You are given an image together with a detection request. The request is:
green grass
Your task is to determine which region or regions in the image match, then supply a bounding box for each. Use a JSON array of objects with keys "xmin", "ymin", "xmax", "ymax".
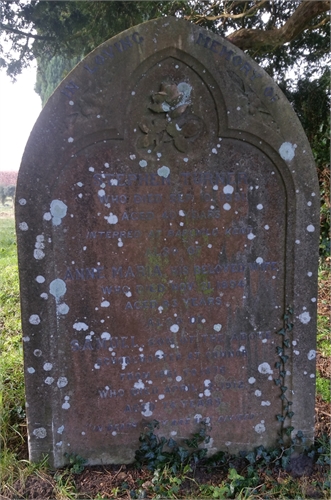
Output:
[{"xmin": 0, "ymin": 210, "xmax": 330, "ymax": 499}]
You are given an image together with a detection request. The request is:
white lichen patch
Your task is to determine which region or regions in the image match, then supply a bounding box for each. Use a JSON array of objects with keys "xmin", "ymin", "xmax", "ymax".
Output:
[
  {"xmin": 223, "ymin": 203, "xmax": 231, "ymax": 211},
  {"xmin": 36, "ymin": 275, "xmax": 45, "ymax": 283},
  {"xmin": 33, "ymin": 427, "xmax": 47, "ymax": 439},
  {"xmin": 104, "ymin": 212, "xmax": 118, "ymax": 224},
  {"xmin": 279, "ymin": 142, "xmax": 296, "ymax": 161},
  {"xmin": 141, "ymin": 402, "xmax": 153, "ymax": 417},
  {"xmin": 62, "ymin": 396, "xmax": 70, "ymax": 410},
  {"xmin": 298, "ymin": 311, "xmax": 311, "ymax": 324},
  {"xmin": 19, "ymin": 198, "xmax": 27, "ymax": 205},
  {"xmin": 29, "ymin": 314, "xmax": 41, "ymax": 325},
  {"xmin": 101, "ymin": 332, "xmax": 111, "ymax": 340},
  {"xmin": 261, "ymin": 401, "xmax": 271, "ymax": 406},
  {"xmin": 170, "ymin": 324, "xmax": 179, "ymax": 333},
  {"xmin": 155, "ymin": 350, "xmax": 164, "ymax": 359},
  {"xmin": 50, "ymin": 200, "xmax": 67, "ymax": 226},
  {"xmin": 45, "ymin": 377, "xmax": 54, "ymax": 385},
  {"xmin": 33, "ymin": 349, "xmax": 42, "ymax": 357},
  {"xmin": 157, "ymin": 166, "xmax": 170, "ymax": 178},
  {"xmin": 19, "ymin": 222, "xmax": 28, "ymax": 231},
  {"xmin": 194, "ymin": 414, "xmax": 203, "ymax": 423},
  {"xmin": 27, "ymin": 367, "xmax": 35, "ymax": 374},
  {"xmin": 254, "ymin": 421, "xmax": 266, "ymax": 434},
  {"xmin": 50, "ymin": 279, "xmax": 67, "ymax": 299},
  {"xmin": 57, "ymin": 377, "xmax": 68, "ymax": 388},
  {"xmin": 179, "ymin": 210, "xmax": 185, "ymax": 216},
  {"xmin": 134, "ymin": 379, "xmax": 145, "ymax": 389},
  {"xmin": 139, "ymin": 160, "xmax": 147, "ymax": 168},
  {"xmin": 34, "ymin": 249, "xmax": 45, "ymax": 260},
  {"xmin": 57, "ymin": 425, "xmax": 64, "ymax": 434},
  {"xmin": 43, "ymin": 362, "xmax": 53, "ymax": 371},
  {"xmin": 254, "ymin": 390, "xmax": 262, "ymax": 397},
  {"xmin": 101, "ymin": 301, "xmax": 110, "ymax": 308},
  {"xmin": 213, "ymin": 324, "xmax": 222, "ymax": 332},
  {"xmin": 223, "ymin": 185, "xmax": 234, "ymax": 194},
  {"xmin": 248, "ymin": 377, "xmax": 256, "ymax": 384},
  {"xmin": 306, "ymin": 225, "xmax": 315, "ymax": 232},
  {"xmin": 57, "ymin": 303, "xmax": 69, "ymax": 315},
  {"xmin": 73, "ymin": 322, "xmax": 88, "ymax": 331},
  {"xmin": 256, "ymin": 257, "xmax": 264, "ymax": 265},
  {"xmin": 307, "ymin": 350, "xmax": 316, "ymax": 360},
  {"xmin": 43, "ymin": 212, "xmax": 52, "ymax": 221},
  {"xmin": 247, "ymin": 233, "xmax": 256, "ymax": 240},
  {"xmin": 258, "ymin": 362, "xmax": 273, "ymax": 375}
]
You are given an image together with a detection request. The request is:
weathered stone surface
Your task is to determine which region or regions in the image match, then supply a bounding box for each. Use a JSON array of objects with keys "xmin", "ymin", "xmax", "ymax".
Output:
[{"xmin": 16, "ymin": 17, "xmax": 319, "ymax": 468}]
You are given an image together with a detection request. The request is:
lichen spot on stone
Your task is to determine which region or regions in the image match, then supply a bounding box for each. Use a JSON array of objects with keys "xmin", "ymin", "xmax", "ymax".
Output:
[
  {"xmin": 104, "ymin": 212, "xmax": 118, "ymax": 224},
  {"xmin": 50, "ymin": 279, "xmax": 67, "ymax": 299},
  {"xmin": 57, "ymin": 303, "xmax": 69, "ymax": 315},
  {"xmin": 29, "ymin": 314, "xmax": 41, "ymax": 325},
  {"xmin": 279, "ymin": 142, "xmax": 296, "ymax": 161},
  {"xmin": 258, "ymin": 362, "xmax": 273, "ymax": 375},
  {"xmin": 223, "ymin": 185, "xmax": 234, "ymax": 194},
  {"xmin": 19, "ymin": 222, "xmax": 28, "ymax": 231},
  {"xmin": 57, "ymin": 377, "xmax": 68, "ymax": 388},
  {"xmin": 254, "ymin": 422, "xmax": 266, "ymax": 434},
  {"xmin": 50, "ymin": 199, "xmax": 68, "ymax": 226},
  {"xmin": 141, "ymin": 402, "xmax": 153, "ymax": 417},
  {"xmin": 33, "ymin": 427, "xmax": 47, "ymax": 439},
  {"xmin": 157, "ymin": 166, "xmax": 170, "ymax": 178},
  {"xmin": 307, "ymin": 350, "xmax": 316, "ymax": 360},
  {"xmin": 298, "ymin": 311, "xmax": 311, "ymax": 324}
]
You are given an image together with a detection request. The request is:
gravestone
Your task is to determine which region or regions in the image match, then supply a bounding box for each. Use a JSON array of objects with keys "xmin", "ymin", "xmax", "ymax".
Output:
[{"xmin": 16, "ymin": 17, "xmax": 319, "ymax": 468}]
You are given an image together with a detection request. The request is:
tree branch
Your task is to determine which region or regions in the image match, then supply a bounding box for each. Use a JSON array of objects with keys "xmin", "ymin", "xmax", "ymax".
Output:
[
  {"xmin": 0, "ymin": 23, "xmax": 55, "ymax": 41},
  {"xmin": 226, "ymin": 0, "xmax": 330, "ymax": 52},
  {"xmin": 187, "ymin": 0, "xmax": 268, "ymax": 24}
]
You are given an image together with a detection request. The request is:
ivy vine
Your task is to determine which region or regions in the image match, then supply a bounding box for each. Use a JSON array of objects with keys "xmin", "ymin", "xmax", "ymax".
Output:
[{"xmin": 274, "ymin": 305, "xmax": 295, "ymax": 444}]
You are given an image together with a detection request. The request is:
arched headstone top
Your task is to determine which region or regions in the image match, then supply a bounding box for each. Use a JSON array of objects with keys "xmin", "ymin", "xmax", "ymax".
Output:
[{"xmin": 16, "ymin": 17, "xmax": 319, "ymax": 468}]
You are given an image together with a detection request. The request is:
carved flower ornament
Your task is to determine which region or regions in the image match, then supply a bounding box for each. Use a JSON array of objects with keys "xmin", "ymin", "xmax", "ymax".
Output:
[{"xmin": 137, "ymin": 82, "xmax": 204, "ymax": 153}]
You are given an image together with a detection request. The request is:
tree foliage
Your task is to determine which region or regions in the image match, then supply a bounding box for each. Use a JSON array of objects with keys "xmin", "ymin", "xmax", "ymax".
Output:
[
  {"xmin": 1, "ymin": 1, "xmax": 329, "ymax": 80},
  {"xmin": 1, "ymin": 1, "xmax": 329, "ymax": 254}
]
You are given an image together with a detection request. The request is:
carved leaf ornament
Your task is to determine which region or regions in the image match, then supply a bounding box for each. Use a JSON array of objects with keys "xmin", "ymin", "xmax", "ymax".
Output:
[{"xmin": 137, "ymin": 82, "xmax": 204, "ymax": 153}]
